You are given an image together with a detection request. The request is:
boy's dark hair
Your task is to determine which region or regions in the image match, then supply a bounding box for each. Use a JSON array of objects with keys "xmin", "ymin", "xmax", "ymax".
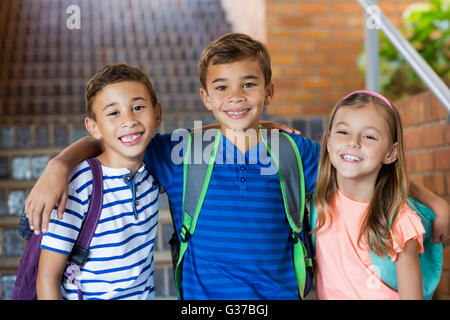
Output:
[
  {"xmin": 198, "ymin": 33, "xmax": 272, "ymax": 89},
  {"xmin": 85, "ymin": 63, "xmax": 158, "ymax": 119}
]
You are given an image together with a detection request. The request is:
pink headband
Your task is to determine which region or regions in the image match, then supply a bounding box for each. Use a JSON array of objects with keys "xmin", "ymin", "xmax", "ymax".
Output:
[{"xmin": 338, "ymin": 90, "xmax": 394, "ymax": 111}]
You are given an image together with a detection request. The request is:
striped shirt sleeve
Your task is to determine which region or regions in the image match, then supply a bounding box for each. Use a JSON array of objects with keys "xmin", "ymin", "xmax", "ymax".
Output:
[{"xmin": 41, "ymin": 161, "xmax": 92, "ymax": 255}]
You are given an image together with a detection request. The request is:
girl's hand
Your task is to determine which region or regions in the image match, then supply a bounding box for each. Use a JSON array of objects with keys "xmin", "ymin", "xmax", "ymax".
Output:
[{"xmin": 24, "ymin": 158, "xmax": 69, "ymax": 235}]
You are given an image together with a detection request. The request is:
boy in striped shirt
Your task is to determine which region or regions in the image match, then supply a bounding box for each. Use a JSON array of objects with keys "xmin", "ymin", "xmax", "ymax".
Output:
[{"xmin": 37, "ymin": 63, "xmax": 162, "ymax": 299}]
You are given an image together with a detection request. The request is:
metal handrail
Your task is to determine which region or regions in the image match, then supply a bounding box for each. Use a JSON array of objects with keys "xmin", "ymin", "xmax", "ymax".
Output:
[{"xmin": 358, "ymin": 0, "xmax": 450, "ymax": 122}]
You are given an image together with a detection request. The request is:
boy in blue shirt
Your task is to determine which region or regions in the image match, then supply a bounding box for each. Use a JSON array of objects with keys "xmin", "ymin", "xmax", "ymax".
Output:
[{"xmin": 24, "ymin": 33, "xmax": 449, "ymax": 299}]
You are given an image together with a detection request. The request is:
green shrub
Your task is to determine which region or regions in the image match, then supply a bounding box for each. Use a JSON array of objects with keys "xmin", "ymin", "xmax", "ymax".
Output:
[{"xmin": 359, "ymin": 0, "xmax": 449, "ymax": 100}]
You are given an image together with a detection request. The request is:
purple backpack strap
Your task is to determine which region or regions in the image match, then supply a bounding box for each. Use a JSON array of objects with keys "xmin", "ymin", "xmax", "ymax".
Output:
[{"xmin": 64, "ymin": 157, "xmax": 103, "ymax": 300}]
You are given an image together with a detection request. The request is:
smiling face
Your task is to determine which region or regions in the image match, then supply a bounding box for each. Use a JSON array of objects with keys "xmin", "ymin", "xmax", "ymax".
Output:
[
  {"xmin": 199, "ymin": 58, "xmax": 274, "ymax": 133},
  {"xmin": 85, "ymin": 81, "xmax": 161, "ymax": 170},
  {"xmin": 326, "ymin": 104, "xmax": 398, "ymax": 187}
]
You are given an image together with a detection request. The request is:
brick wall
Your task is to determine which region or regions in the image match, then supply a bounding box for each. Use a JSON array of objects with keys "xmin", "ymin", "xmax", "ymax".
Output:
[
  {"xmin": 396, "ymin": 91, "xmax": 450, "ymax": 300},
  {"xmin": 265, "ymin": 0, "xmax": 417, "ymax": 119}
]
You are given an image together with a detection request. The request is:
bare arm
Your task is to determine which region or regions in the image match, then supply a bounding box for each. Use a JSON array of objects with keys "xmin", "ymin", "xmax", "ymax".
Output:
[
  {"xmin": 25, "ymin": 136, "xmax": 103, "ymax": 234},
  {"xmin": 396, "ymin": 239, "xmax": 423, "ymax": 300},
  {"xmin": 37, "ymin": 249, "xmax": 69, "ymax": 300},
  {"xmin": 410, "ymin": 181, "xmax": 449, "ymax": 246}
]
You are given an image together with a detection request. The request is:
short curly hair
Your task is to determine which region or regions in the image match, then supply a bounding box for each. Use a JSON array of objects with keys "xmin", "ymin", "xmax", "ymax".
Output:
[
  {"xmin": 85, "ymin": 63, "xmax": 158, "ymax": 119},
  {"xmin": 198, "ymin": 33, "xmax": 272, "ymax": 89}
]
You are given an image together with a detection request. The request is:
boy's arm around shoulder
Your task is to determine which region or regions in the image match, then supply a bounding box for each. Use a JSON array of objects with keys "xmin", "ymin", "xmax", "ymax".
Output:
[
  {"xmin": 410, "ymin": 181, "xmax": 449, "ymax": 247},
  {"xmin": 25, "ymin": 135, "xmax": 103, "ymax": 234}
]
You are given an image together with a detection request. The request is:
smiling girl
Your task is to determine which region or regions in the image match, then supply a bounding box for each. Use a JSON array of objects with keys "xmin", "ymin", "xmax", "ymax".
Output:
[{"xmin": 313, "ymin": 90, "xmax": 435, "ymax": 300}]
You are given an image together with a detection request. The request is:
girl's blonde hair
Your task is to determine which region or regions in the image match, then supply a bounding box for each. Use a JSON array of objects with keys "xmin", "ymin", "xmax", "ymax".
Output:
[{"xmin": 313, "ymin": 92, "xmax": 409, "ymax": 257}]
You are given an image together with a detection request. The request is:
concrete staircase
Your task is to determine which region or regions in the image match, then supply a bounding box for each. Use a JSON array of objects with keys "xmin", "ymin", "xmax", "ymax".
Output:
[{"xmin": 0, "ymin": 0, "xmax": 231, "ymax": 300}]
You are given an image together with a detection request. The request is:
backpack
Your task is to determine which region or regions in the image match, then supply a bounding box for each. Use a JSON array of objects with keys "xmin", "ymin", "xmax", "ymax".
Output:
[
  {"xmin": 310, "ymin": 196, "xmax": 443, "ymax": 300},
  {"xmin": 168, "ymin": 128, "xmax": 314, "ymax": 300},
  {"xmin": 12, "ymin": 157, "xmax": 104, "ymax": 300}
]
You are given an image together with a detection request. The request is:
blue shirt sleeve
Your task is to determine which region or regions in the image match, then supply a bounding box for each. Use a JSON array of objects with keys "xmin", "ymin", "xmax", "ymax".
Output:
[
  {"xmin": 288, "ymin": 133, "xmax": 321, "ymax": 193},
  {"xmin": 144, "ymin": 130, "xmax": 190, "ymax": 190}
]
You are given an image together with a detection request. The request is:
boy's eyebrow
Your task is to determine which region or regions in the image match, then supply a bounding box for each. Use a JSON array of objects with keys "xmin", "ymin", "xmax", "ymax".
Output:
[
  {"xmin": 241, "ymin": 75, "xmax": 259, "ymax": 80},
  {"xmin": 103, "ymin": 102, "xmax": 118, "ymax": 111},
  {"xmin": 102, "ymin": 97, "xmax": 147, "ymax": 111},
  {"xmin": 131, "ymin": 97, "xmax": 146, "ymax": 102},
  {"xmin": 211, "ymin": 75, "xmax": 259, "ymax": 84},
  {"xmin": 211, "ymin": 78, "xmax": 227, "ymax": 84}
]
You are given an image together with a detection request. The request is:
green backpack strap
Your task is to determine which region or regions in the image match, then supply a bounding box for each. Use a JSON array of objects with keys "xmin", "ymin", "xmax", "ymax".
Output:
[
  {"xmin": 174, "ymin": 129, "xmax": 221, "ymax": 299},
  {"xmin": 260, "ymin": 128, "xmax": 310, "ymax": 299}
]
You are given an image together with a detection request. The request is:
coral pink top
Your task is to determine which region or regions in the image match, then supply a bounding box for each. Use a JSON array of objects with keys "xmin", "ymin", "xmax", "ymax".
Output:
[{"xmin": 315, "ymin": 189, "xmax": 425, "ymax": 300}]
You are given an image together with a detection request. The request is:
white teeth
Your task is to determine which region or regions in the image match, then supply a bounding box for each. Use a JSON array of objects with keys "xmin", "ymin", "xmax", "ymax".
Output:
[
  {"xmin": 120, "ymin": 134, "xmax": 140, "ymax": 142},
  {"xmin": 342, "ymin": 154, "xmax": 362, "ymax": 162},
  {"xmin": 227, "ymin": 109, "xmax": 249, "ymax": 115}
]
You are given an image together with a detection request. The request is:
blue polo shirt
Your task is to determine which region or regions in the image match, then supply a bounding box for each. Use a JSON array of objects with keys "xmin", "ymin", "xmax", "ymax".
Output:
[{"xmin": 144, "ymin": 130, "xmax": 320, "ymax": 299}]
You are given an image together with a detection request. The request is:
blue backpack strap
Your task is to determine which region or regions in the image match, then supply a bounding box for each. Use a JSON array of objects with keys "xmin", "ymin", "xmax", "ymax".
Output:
[
  {"xmin": 310, "ymin": 197, "xmax": 317, "ymax": 253},
  {"xmin": 370, "ymin": 197, "xmax": 443, "ymax": 300}
]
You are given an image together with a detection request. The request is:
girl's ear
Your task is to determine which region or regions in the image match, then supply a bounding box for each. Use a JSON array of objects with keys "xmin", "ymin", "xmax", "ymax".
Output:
[
  {"xmin": 85, "ymin": 117, "xmax": 103, "ymax": 140},
  {"xmin": 383, "ymin": 142, "xmax": 398, "ymax": 164}
]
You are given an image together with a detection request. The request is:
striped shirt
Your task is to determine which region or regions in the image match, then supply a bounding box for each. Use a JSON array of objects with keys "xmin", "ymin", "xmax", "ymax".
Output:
[
  {"xmin": 145, "ymin": 131, "xmax": 320, "ymax": 299},
  {"xmin": 41, "ymin": 160, "xmax": 159, "ymax": 300}
]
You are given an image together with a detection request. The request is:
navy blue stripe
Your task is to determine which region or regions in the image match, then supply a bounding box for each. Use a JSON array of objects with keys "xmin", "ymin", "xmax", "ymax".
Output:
[
  {"xmin": 48, "ymin": 219, "xmax": 80, "ymax": 232},
  {"xmin": 89, "ymin": 230, "xmax": 156, "ymax": 255},
  {"xmin": 94, "ymin": 211, "xmax": 158, "ymax": 238},
  {"xmin": 64, "ymin": 208, "xmax": 84, "ymax": 220},
  {"xmin": 81, "ymin": 256, "xmax": 151, "ymax": 275},
  {"xmin": 80, "ymin": 263, "xmax": 153, "ymax": 285},
  {"xmin": 42, "ymin": 232, "xmax": 76, "ymax": 244},
  {"xmin": 68, "ymin": 194, "xmax": 88, "ymax": 205},
  {"xmin": 96, "ymin": 201, "xmax": 157, "ymax": 225},
  {"xmin": 69, "ymin": 166, "xmax": 90, "ymax": 183},
  {"xmin": 103, "ymin": 185, "xmax": 129, "ymax": 194},
  {"xmin": 40, "ymin": 244, "xmax": 71, "ymax": 255},
  {"xmin": 76, "ymin": 180, "xmax": 93, "ymax": 194}
]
